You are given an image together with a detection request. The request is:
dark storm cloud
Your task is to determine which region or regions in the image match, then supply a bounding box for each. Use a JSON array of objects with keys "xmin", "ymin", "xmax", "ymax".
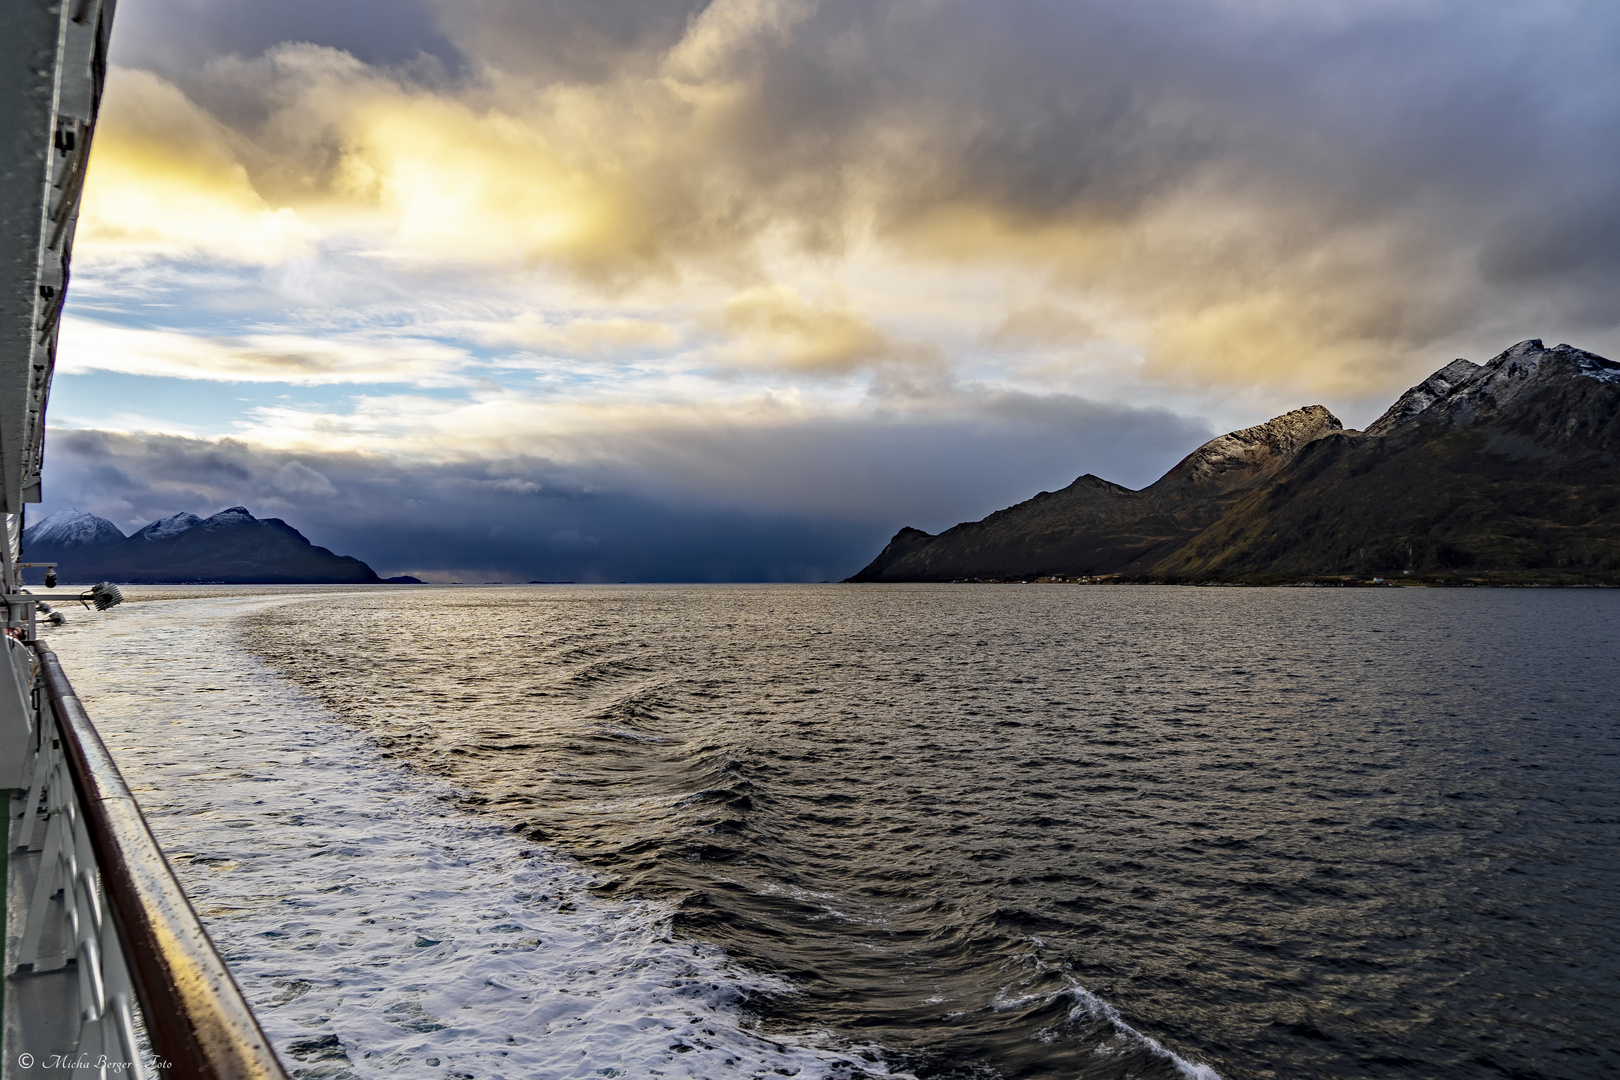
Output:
[
  {"xmin": 423, "ymin": 0, "xmax": 1620, "ymax": 235},
  {"xmin": 37, "ymin": 397, "xmax": 1212, "ymax": 581},
  {"xmin": 430, "ymin": 0, "xmax": 711, "ymax": 83},
  {"xmin": 106, "ymin": 0, "xmax": 1620, "ymax": 384},
  {"xmin": 110, "ymin": 0, "xmax": 458, "ymax": 75},
  {"xmin": 77, "ymin": 0, "xmax": 1620, "ymax": 580}
]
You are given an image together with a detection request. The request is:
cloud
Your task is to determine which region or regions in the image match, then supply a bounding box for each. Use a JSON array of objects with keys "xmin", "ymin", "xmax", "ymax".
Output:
[
  {"xmin": 83, "ymin": 41, "xmax": 759, "ymax": 276},
  {"xmin": 28, "ymin": 429, "xmax": 883, "ymax": 582},
  {"xmin": 717, "ymin": 286, "xmax": 909, "ymax": 374},
  {"xmin": 474, "ymin": 313, "xmax": 682, "ymax": 356},
  {"xmin": 486, "ymin": 477, "xmax": 541, "ymax": 494},
  {"xmin": 109, "ymin": 0, "xmax": 455, "ymax": 76},
  {"xmin": 271, "ymin": 461, "xmax": 338, "ymax": 497},
  {"xmin": 223, "ymin": 379, "xmax": 1208, "ymax": 521},
  {"xmin": 79, "ymin": 68, "xmax": 315, "ymax": 263},
  {"xmin": 56, "ymin": 317, "xmax": 477, "ymax": 386},
  {"xmin": 80, "ymin": 0, "xmax": 1620, "ymax": 402},
  {"xmin": 985, "ymin": 303, "xmax": 1099, "ymax": 351},
  {"xmin": 35, "ymin": 389, "xmax": 1213, "ymax": 579}
]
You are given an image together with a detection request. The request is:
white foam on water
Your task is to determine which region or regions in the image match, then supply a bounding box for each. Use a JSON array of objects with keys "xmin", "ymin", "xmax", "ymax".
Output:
[
  {"xmin": 1062, "ymin": 984, "xmax": 1221, "ymax": 1080},
  {"xmin": 45, "ymin": 595, "xmax": 907, "ymax": 1080},
  {"xmin": 995, "ymin": 952, "xmax": 1223, "ymax": 1080}
]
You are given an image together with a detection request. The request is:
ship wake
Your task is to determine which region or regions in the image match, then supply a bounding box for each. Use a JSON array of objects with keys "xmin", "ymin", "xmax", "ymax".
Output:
[{"xmin": 45, "ymin": 594, "xmax": 906, "ymax": 1080}]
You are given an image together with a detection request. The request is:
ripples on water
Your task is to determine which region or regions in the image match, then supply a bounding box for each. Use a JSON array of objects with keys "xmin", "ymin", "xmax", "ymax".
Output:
[
  {"xmin": 48, "ymin": 597, "xmax": 908, "ymax": 1080},
  {"xmin": 54, "ymin": 585, "xmax": 1620, "ymax": 1079}
]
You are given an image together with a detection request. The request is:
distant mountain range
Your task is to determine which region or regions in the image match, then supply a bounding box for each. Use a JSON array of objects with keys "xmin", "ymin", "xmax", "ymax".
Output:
[
  {"xmin": 23, "ymin": 506, "xmax": 385, "ymax": 584},
  {"xmin": 850, "ymin": 340, "xmax": 1620, "ymax": 584}
]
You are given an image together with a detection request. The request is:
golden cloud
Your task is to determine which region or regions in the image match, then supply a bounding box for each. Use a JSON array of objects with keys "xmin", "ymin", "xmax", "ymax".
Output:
[
  {"xmin": 984, "ymin": 303, "xmax": 1099, "ymax": 351},
  {"xmin": 73, "ymin": 8, "xmax": 1518, "ymax": 399},
  {"xmin": 893, "ymin": 178, "xmax": 1476, "ymax": 395},
  {"xmin": 78, "ymin": 68, "xmax": 314, "ymax": 262},
  {"xmin": 232, "ymin": 388, "xmax": 817, "ymax": 464},
  {"xmin": 718, "ymin": 286, "xmax": 896, "ymax": 372},
  {"xmin": 79, "ymin": 28, "xmax": 813, "ymax": 277}
]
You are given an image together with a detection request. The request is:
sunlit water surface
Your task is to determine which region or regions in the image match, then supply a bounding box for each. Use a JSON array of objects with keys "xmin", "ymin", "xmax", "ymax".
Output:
[{"xmin": 46, "ymin": 584, "xmax": 1620, "ymax": 1080}]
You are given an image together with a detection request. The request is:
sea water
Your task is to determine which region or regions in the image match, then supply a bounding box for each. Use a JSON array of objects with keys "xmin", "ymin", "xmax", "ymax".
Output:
[{"xmin": 43, "ymin": 585, "xmax": 1620, "ymax": 1080}]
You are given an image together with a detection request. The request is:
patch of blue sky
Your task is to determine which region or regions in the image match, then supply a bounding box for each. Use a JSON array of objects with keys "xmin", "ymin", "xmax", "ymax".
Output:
[
  {"xmin": 61, "ymin": 248, "xmax": 758, "ymax": 424},
  {"xmin": 48, "ymin": 371, "xmax": 465, "ymax": 438},
  {"xmin": 482, "ymin": 350, "xmax": 658, "ymax": 386},
  {"xmin": 69, "ymin": 258, "xmax": 283, "ymax": 316},
  {"xmin": 66, "ymin": 290, "xmax": 436, "ymax": 345},
  {"xmin": 67, "ymin": 270, "xmax": 677, "ymax": 377}
]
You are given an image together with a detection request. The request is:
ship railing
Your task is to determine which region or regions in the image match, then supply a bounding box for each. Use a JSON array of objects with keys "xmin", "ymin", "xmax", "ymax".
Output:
[{"xmin": 5, "ymin": 641, "xmax": 289, "ymax": 1080}]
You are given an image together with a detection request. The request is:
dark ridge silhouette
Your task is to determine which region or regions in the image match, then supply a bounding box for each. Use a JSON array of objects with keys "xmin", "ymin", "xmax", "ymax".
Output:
[
  {"xmin": 23, "ymin": 506, "xmax": 382, "ymax": 584},
  {"xmin": 850, "ymin": 341, "xmax": 1620, "ymax": 584}
]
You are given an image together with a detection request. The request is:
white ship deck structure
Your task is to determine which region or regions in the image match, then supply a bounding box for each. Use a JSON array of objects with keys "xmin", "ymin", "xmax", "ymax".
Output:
[{"xmin": 2, "ymin": 3, "xmax": 291, "ymax": 1077}]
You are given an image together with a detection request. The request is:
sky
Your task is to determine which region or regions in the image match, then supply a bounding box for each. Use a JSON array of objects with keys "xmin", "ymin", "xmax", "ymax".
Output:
[{"xmin": 40, "ymin": 0, "xmax": 1620, "ymax": 581}]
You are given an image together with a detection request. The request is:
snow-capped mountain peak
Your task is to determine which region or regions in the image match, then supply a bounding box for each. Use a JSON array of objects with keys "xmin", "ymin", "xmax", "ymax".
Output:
[
  {"xmin": 1573, "ymin": 350, "xmax": 1620, "ymax": 385},
  {"xmin": 22, "ymin": 509, "xmax": 126, "ymax": 549},
  {"xmin": 134, "ymin": 512, "xmax": 204, "ymax": 541},
  {"xmin": 204, "ymin": 507, "xmax": 257, "ymax": 525},
  {"xmin": 1367, "ymin": 339, "xmax": 1620, "ymax": 436}
]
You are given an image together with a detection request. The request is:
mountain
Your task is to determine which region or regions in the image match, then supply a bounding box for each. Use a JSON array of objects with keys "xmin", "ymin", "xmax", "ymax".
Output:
[
  {"xmin": 131, "ymin": 512, "xmax": 203, "ymax": 541},
  {"xmin": 1152, "ymin": 341, "xmax": 1620, "ymax": 581},
  {"xmin": 22, "ymin": 506, "xmax": 383, "ymax": 584},
  {"xmin": 850, "ymin": 340, "xmax": 1620, "ymax": 584},
  {"xmin": 23, "ymin": 509, "xmax": 127, "ymax": 550},
  {"xmin": 849, "ymin": 406, "xmax": 1345, "ymax": 581}
]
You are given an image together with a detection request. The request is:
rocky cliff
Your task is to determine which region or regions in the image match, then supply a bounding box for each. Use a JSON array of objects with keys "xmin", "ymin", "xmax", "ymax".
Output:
[
  {"xmin": 1154, "ymin": 340, "xmax": 1620, "ymax": 580},
  {"xmin": 850, "ymin": 341, "xmax": 1620, "ymax": 584},
  {"xmin": 848, "ymin": 406, "xmax": 1345, "ymax": 581}
]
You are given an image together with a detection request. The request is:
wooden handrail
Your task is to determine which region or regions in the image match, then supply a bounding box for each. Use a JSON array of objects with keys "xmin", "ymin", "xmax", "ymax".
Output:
[{"xmin": 35, "ymin": 645, "xmax": 290, "ymax": 1080}]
